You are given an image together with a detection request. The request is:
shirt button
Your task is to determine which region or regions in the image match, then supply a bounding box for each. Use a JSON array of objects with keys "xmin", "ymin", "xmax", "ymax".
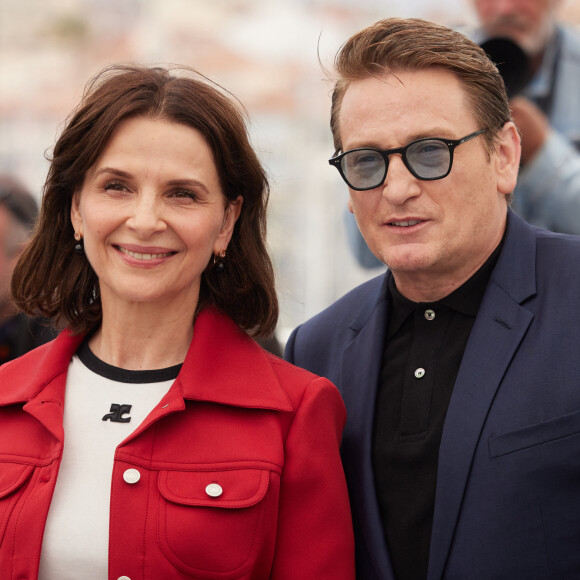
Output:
[
  {"xmin": 206, "ymin": 483, "xmax": 223, "ymax": 497},
  {"xmin": 123, "ymin": 469, "xmax": 141, "ymax": 484},
  {"xmin": 414, "ymin": 368, "xmax": 426, "ymax": 379},
  {"xmin": 117, "ymin": 577, "xmax": 131, "ymax": 580},
  {"xmin": 424, "ymin": 309, "xmax": 435, "ymax": 321}
]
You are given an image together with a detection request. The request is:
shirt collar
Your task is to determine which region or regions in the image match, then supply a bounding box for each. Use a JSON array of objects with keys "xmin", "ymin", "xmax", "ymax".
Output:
[{"xmin": 388, "ymin": 240, "xmax": 504, "ymax": 337}]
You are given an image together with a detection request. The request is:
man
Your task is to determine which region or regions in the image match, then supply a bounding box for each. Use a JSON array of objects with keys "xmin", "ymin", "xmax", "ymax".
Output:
[
  {"xmin": 472, "ymin": 0, "xmax": 580, "ymax": 234},
  {"xmin": 345, "ymin": 0, "xmax": 580, "ymax": 272},
  {"xmin": 0, "ymin": 174, "xmax": 55, "ymax": 363},
  {"xmin": 286, "ymin": 18, "xmax": 580, "ymax": 580}
]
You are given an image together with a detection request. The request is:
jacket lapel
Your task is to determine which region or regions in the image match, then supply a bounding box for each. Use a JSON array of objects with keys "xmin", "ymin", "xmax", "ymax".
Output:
[
  {"xmin": 340, "ymin": 274, "xmax": 396, "ymax": 579},
  {"xmin": 427, "ymin": 212, "xmax": 537, "ymax": 580}
]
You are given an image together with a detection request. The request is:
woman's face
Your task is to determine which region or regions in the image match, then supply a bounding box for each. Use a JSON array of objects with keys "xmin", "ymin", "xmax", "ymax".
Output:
[{"xmin": 71, "ymin": 116, "xmax": 242, "ymax": 315}]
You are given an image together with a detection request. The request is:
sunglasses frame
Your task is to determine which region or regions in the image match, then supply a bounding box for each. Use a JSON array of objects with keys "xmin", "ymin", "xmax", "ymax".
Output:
[{"xmin": 329, "ymin": 129, "xmax": 486, "ymax": 191}]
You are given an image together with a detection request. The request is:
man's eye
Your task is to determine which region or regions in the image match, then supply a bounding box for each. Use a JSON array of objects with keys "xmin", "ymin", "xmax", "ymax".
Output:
[
  {"xmin": 412, "ymin": 141, "xmax": 447, "ymax": 156},
  {"xmin": 346, "ymin": 151, "xmax": 382, "ymax": 169}
]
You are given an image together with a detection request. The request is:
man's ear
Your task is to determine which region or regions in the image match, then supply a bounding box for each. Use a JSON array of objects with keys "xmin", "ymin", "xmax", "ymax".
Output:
[{"xmin": 494, "ymin": 121, "xmax": 521, "ymax": 197}]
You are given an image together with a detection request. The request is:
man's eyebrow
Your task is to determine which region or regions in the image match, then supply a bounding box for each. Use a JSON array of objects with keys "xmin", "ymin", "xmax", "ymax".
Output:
[{"xmin": 345, "ymin": 128, "xmax": 457, "ymax": 151}]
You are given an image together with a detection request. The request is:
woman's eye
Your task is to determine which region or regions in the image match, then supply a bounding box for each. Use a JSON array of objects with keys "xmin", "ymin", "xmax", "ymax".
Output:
[
  {"xmin": 169, "ymin": 189, "xmax": 199, "ymax": 202},
  {"xmin": 104, "ymin": 180, "xmax": 128, "ymax": 192}
]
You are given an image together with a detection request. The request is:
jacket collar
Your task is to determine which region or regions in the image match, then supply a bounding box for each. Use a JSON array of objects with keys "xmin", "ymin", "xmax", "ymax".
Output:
[
  {"xmin": 0, "ymin": 308, "xmax": 293, "ymax": 413},
  {"xmin": 490, "ymin": 209, "xmax": 537, "ymax": 304},
  {"xmin": 175, "ymin": 308, "xmax": 292, "ymax": 411}
]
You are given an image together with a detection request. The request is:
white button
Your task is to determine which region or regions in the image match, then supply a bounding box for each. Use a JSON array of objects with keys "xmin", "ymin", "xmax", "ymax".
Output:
[
  {"xmin": 117, "ymin": 577, "xmax": 131, "ymax": 580},
  {"xmin": 205, "ymin": 483, "xmax": 223, "ymax": 498},
  {"xmin": 424, "ymin": 309, "xmax": 435, "ymax": 321},
  {"xmin": 414, "ymin": 368, "xmax": 426, "ymax": 379},
  {"xmin": 123, "ymin": 469, "xmax": 141, "ymax": 484}
]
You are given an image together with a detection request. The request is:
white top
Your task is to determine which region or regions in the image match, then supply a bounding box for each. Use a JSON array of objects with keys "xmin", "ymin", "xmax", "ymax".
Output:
[{"xmin": 37, "ymin": 343, "xmax": 178, "ymax": 580}]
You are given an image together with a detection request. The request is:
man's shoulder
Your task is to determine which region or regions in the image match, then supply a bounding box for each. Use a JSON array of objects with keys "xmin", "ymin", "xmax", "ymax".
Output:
[
  {"xmin": 534, "ymin": 227, "xmax": 580, "ymax": 268},
  {"xmin": 286, "ymin": 273, "xmax": 387, "ymax": 379},
  {"xmin": 559, "ymin": 24, "xmax": 580, "ymax": 61},
  {"xmin": 287, "ymin": 274, "xmax": 386, "ymax": 358},
  {"xmin": 300, "ymin": 273, "xmax": 386, "ymax": 333}
]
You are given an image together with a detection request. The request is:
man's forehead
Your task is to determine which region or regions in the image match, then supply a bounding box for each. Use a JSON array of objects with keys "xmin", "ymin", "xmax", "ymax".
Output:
[{"xmin": 339, "ymin": 69, "xmax": 472, "ymax": 140}]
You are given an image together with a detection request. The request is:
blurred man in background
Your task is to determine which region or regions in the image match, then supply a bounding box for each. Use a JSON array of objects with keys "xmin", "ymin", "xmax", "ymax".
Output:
[
  {"xmin": 0, "ymin": 174, "xmax": 55, "ymax": 364},
  {"xmin": 472, "ymin": 0, "xmax": 580, "ymax": 233}
]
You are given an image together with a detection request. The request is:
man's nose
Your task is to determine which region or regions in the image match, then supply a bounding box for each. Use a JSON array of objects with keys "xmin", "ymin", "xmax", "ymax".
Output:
[{"xmin": 380, "ymin": 154, "xmax": 421, "ymax": 205}]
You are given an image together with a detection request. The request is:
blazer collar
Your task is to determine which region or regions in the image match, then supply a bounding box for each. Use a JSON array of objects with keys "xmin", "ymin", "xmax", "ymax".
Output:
[
  {"xmin": 489, "ymin": 210, "xmax": 537, "ymax": 304},
  {"xmin": 0, "ymin": 308, "xmax": 292, "ymax": 413}
]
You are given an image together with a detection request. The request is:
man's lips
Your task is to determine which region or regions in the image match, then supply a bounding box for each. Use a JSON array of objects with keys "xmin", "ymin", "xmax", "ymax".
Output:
[{"xmin": 387, "ymin": 219, "xmax": 424, "ymax": 227}]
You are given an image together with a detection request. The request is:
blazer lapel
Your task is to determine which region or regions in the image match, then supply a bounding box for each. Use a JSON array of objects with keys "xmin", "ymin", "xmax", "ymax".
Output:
[
  {"xmin": 340, "ymin": 274, "xmax": 396, "ymax": 579},
  {"xmin": 427, "ymin": 212, "xmax": 537, "ymax": 580}
]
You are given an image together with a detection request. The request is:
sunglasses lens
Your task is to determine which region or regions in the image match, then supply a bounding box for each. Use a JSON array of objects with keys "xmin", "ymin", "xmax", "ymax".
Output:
[
  {"xmin": 406, "ymin": 139, "xmax": 450, "ymax": 179},
  {"xmin": 341, "ymin": 149, "xmax": 386, "ymax": 190}
]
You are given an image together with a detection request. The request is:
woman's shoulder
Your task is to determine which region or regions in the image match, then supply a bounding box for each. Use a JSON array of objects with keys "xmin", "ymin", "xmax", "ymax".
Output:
[{"xmin": 264, "ymin": 351, "xmax": 344, "ymax": 412}]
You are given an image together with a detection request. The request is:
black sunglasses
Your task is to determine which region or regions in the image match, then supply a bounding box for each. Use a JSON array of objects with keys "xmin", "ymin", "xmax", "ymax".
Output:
[{"xmin": 329, "ymin": 129, "xmax": 486, "ymax": 191}]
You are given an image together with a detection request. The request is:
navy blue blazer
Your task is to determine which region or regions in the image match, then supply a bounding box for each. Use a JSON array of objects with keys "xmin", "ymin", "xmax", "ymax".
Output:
[{"xmin": 286, "ymin": 211, "xmax": 580, "ymax": 579}]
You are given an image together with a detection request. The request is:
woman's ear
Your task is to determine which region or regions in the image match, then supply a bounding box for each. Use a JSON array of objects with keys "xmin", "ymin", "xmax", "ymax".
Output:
[
  {"xmin": 215, "ymin": 195, "xmax": 243, "ymax": 251},
  {"xmin": 70, "ymin": 192, "xmax": 83, "ymax": 236},
  {"xmin": 494, "ymin": 121, "xmax": 521, "ymax": 197}
]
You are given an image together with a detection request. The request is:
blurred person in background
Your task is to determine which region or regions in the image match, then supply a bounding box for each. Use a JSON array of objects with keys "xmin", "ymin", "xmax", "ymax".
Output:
[
  {"xmin": 0, "ymin": 64, "xmax": 354, "ymax": 579},
  {"xmin": 287, "ymin": 17, "xmax": 580, "ymax": 579},
  {"xmin": 472, "ymin": 0, "xmax": 580, "ymax": 233},
  {"xmin": 0, "ymin": 173, "xmax": 55, "ymax": 363}
]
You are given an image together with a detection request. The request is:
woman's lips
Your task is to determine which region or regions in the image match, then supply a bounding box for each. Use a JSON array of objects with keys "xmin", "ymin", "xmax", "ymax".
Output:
[{"xmin": 115, "ymin": 245, "xmax": 177, "ymax": 261}]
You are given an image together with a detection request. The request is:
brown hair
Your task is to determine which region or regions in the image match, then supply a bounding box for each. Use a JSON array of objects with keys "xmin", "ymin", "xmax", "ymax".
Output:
[
  {"xmin": 12, "ymin": 64, "xmax": 278, "ymax": 337},
  {"xmin": 329, "ymin": 18, "xmax": 512, "ymax": 156}
]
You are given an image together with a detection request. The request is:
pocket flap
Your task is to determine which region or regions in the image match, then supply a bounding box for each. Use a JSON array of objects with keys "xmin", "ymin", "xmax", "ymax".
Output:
[
  {"xmin": 489, "ymin": 409, "xmax": 580, "ymax": 458},
  {"xmin": 158, "ymin": 468, "xmax": 269, "ymax": 508},
  {"xmin": 0, "ymin": 464, "xmax": 34, "ymax": 498}
]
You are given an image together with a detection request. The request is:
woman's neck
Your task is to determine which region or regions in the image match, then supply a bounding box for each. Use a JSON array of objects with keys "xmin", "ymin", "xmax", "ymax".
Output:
[{"xmin": 89, "ymin": 299, "xmax": 196, "ymax": 370}]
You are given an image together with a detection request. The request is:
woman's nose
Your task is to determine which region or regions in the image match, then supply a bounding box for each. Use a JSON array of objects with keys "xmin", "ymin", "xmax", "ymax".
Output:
[{"xmin": 126, "ymin": 194, "xmax": 167, "ymax": 236}]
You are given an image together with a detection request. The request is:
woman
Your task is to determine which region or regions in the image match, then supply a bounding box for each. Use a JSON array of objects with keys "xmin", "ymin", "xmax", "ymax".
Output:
[{"xmin": 0, "ymin": 65, "xmax": 354, "ymax": 579}]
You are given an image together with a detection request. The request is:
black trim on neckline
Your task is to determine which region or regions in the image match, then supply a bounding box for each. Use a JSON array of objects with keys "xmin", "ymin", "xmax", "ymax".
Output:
[{"xmin": 76, "ymin": 340, "xmax": 182, "ymax": 384}]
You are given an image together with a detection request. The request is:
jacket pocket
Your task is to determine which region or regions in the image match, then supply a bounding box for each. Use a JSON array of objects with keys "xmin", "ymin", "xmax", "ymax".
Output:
[
  {"xmin": 157, "ymin": 467, "xmax": 276, "ymax": 578},
  {"xmin": 489, "ymin": 408, "xmax": 580, "ymax": 458},
  {"xmin": 0, "ymin": 463, "xmax": 34, "ymax": 545}
]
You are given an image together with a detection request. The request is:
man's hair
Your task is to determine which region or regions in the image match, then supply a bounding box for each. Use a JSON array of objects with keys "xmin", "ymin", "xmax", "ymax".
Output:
[
  {"xmin": 330, "ymin": 18, "xmax": 512, "ymax": 155},
  {"xmin": 12, "ymin": 64, "xmax": 278, "ymax": 337}
]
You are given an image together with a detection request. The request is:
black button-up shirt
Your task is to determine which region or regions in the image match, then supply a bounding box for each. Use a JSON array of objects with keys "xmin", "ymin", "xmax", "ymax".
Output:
[{"xmin": 373, "ymin": 243, "xmax": 501, "ymax": 580}]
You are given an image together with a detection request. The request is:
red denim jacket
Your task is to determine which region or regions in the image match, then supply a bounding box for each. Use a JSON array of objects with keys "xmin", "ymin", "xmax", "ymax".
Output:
[{"xmin": 0, "ymin": 308, "xmax": 355, "ymax": 579}]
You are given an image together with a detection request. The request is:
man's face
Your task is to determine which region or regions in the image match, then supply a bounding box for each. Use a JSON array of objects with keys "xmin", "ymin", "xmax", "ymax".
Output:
[
  {"xmin": 339, "ymin": 68, "xmax": 519, "ymax": 301},
  {"xmin": 474, "ymin": 0, "xmax": 560, "ymax": 54}
]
